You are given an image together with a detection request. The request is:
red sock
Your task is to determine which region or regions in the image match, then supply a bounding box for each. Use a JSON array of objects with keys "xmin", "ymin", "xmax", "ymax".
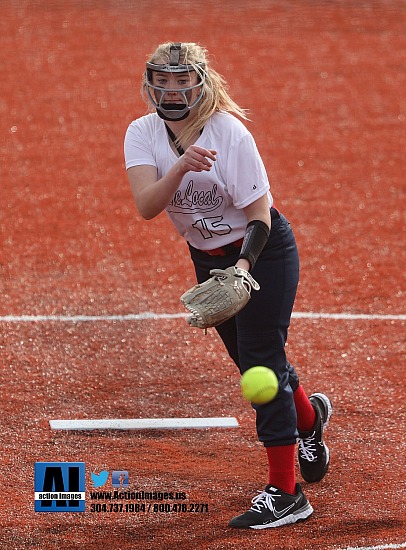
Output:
[
  {"xmin": 266, "ymin": 445, "xmax": 296, "ymax": 495},
  {"xmin": 294, "ymin": 384, "xmax": 316, "ymax": 432}
]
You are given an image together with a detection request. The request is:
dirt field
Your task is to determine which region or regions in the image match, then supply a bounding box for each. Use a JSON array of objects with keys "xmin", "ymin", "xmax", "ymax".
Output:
[{"xmin": 1, "ymin": 1, "xmax": 405, "ymax": 548}]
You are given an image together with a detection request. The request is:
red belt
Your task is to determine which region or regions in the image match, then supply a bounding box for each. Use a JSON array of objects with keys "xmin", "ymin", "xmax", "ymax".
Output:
[{"xmin": 203, "ymin": 238, "xmax": 244, "ymax": 256}]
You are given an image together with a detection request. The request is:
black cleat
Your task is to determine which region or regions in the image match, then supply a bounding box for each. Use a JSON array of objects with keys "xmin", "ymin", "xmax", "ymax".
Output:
[
  {"xmin": 298, "ymin": 393, "xmax": 333, "ymax": 483},
  {"xmin": 229, "ymin": 484, "xmax": 313, "ymax": 529}
]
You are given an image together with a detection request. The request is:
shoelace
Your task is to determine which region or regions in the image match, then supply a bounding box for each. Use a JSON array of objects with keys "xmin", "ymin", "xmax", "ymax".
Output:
[
  {"xmin": 298, "ymin": 430, "xmax": 318, "ymax": 462},
  {"xmin": 250, "ymin": 489, "xmax": 280, "ymax": 514}
]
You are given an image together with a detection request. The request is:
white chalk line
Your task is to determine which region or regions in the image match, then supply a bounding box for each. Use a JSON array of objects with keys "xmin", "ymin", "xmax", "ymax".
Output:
[
  {"xmin": 342, "ymin": 544, "xmax": 406, "ymax": 550},
  {"xmin": 0, "ymin": 311, "xmax": 405, "ymax": 322},
  {"xmin": 50, "ymin": 417, "xmax": 239, "ymax": 430}
]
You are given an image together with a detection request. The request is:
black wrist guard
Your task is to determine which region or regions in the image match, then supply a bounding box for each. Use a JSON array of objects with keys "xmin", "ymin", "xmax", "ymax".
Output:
[{"xmin": 238, "ymin": 220, "xmax": 270, "ymax": 270}]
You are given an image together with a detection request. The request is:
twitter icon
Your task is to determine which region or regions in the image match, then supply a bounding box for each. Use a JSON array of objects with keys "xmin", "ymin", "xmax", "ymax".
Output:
[{"xmin": 91, "ymin": 470, "xmax": 109, "ymax": 488}]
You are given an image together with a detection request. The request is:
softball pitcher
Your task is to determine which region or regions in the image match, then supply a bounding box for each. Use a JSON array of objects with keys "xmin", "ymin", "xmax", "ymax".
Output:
[{"xmin": 124, "ymin": 42, "xmax": 332, "ymax": 529}]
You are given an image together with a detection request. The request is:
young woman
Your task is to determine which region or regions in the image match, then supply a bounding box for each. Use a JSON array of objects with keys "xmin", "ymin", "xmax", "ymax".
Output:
[{"xmin": 124, "ymin": 42, "xmax": 332, "ymax": 529}]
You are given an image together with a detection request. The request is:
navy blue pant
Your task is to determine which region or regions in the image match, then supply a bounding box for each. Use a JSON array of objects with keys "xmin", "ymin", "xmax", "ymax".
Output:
[{"xmin": 188, "ymin": 211, "xmax": 301, "ymax": 447}]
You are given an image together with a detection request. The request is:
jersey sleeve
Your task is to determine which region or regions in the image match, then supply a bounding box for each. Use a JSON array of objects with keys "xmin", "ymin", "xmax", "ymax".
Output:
[
  {"xmin": 225, "ymin": 133, "xmax": 271, "ymax": 209},
  {"xmin": 124, "ymin": 119, "xmax": 157, "ymax": 170}
]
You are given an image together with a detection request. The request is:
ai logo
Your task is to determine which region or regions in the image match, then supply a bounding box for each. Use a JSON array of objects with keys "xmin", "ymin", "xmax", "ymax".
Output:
[{"xmin": 34, "ymin": 462, "xmax": 86, "ymax": 512}]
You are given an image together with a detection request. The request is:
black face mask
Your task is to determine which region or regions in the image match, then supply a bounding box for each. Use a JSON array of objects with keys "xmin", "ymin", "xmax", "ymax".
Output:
[{"xmin": 145, "ymin": 43, "xmax": 206, "ymax": 121}]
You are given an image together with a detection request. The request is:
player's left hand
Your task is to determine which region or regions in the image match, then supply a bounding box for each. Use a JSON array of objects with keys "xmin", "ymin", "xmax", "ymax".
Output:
[{"xmin": 180, "ymin": 266, "xmax": 260, "ymax": 329}]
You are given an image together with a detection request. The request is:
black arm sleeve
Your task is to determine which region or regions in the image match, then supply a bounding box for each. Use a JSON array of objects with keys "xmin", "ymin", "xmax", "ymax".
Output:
[{"xmin": 238, "ymin": 219, "xmax": 270, "ymax": 270}]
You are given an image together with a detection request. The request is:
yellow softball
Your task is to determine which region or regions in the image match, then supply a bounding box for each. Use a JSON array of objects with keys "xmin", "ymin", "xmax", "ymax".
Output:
[{"xmin": 240, "ymin": 366, "xmax": 279, "ymax": 405}]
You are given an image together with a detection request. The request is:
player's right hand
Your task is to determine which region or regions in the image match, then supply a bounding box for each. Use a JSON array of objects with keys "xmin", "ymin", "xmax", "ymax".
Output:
[{"xmin": 179, "ymin": 145, "xmax": 217, "ymax": 173}]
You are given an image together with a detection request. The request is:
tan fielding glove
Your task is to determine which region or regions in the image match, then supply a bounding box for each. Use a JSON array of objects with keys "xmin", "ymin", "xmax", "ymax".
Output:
[{"xmin": 180, "ymin": 266, "xmax": 260, "ymax": 329}]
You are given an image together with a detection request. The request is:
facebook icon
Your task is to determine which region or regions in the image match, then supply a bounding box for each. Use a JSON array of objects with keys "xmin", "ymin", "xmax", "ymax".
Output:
[{"xmin": 111, "ymin": 470, "xmax": 129, "ymax": 488}]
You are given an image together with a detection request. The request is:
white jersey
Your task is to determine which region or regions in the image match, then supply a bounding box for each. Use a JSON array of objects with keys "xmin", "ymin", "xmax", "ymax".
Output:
[{"xmin": 124, "ymin": 111, "xmax": 273, "ymax": 250}]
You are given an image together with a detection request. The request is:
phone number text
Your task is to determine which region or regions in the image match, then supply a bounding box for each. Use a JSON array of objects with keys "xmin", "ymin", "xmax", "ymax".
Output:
[{"xmin": 90, "ymin": 502, "xmax": 209, "ymax": 513}]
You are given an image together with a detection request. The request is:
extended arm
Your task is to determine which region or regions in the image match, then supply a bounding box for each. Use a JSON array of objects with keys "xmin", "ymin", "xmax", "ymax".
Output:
[{"xmin": 127, "ymin": 145, "xmax": 217, "ymax": 220}]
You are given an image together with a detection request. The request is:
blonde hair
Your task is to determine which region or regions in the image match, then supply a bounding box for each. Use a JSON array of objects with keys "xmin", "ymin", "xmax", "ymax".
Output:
[{"xmin": 142, "ymin": 42, "xmax": 249, "ymax": 149}]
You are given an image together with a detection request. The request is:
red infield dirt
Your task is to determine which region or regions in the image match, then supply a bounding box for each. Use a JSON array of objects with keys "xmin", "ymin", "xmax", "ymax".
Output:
[{"xmin": 1, "ymin": 1, "xmax": 405, "ymax": 549}]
